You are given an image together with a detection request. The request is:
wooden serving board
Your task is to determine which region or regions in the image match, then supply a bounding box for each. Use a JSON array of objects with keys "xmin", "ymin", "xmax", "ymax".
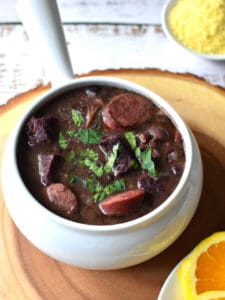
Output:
[{"xmin": 1, "ymin": 69, "xmax": 225, "ymax": 300}]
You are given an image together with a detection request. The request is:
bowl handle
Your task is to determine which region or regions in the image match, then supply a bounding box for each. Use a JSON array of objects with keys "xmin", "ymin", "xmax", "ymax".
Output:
[{"xmin": 16, "ymin": 0, "xmax": 74, "ymax": 87}]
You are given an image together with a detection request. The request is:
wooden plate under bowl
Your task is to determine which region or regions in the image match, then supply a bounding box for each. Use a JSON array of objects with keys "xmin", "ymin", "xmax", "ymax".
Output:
[{"xmin": 1, "ymin": 69, "xmax": 225, "ymax": 300}]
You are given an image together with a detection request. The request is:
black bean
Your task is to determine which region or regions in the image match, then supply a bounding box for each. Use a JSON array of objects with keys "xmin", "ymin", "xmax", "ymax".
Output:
[
  {"xmin": 113, "ymin": 151, "xmax": 133, "ymax": 177},
  {"xmin": 167, "ymin": 150, "xmax": 178, "ymax": 164},
  {"xmin": 171, "ymin": 163, "xmax": 182, "ymax": 175},
  {"xmin": 148, "ymin": 127, "xmax": 169, "ymax": 142},
  {"xmin": 138, "ymin": 174, "xmax": 168, "ymax": 195},
  {"xmin": 152, "ymin": 148, "xmax": 161, "ymax": 160}
]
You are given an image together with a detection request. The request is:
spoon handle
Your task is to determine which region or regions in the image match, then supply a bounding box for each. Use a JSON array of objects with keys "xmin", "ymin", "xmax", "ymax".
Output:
[{"xmin": 16, "ymin": 0, "xmax": 74, "ymax": 87}]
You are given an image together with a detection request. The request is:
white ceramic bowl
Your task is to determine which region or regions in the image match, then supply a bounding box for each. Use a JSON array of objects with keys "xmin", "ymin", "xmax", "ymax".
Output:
[
  {"xmin": 1, "ymin": 76, "xmax": 203, "ymax": 270},
  {"xmin": 1, "ymin": 0, "xmax": 203, "ymax": 270},
  {"xmin": 161, "ymin": 0, "xmax": 225, "ymax": 61}
]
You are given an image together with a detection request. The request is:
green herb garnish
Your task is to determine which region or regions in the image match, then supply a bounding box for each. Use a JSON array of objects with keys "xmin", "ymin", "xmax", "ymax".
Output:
[
  {"xmin": 77, "ymin": 176, "xmax": 126, "ymax": 203},
  {"xmin": 131, "ymin": 159, "xmax": 140, "ymax": 170},
  {"xmin": 58, "ymin": 132, "xmax": 68, "ymax": 149},
  {"xmin": 86, "ymin": 177, "xmax": 96, "ymax": 192},
  {"xmin": 135, "ymin": 147, "xmax": 156, "ymax": 176},
  {"xmin": 66, "ymin": 130, "xmax": 76, "ymax": 137},
  {"xmin": 104, "ymin": 143, "xmax": 120, "ymax": 174},
  {"xmin": 125, "ymin": 131, "xmax": 137, "ymax": 150},
  {"xmin": 79, "ymin": 148, "xmax": 98, "ymax": 161},
  {"xmin": 79, "ymin": 158, "xmax": 103, "ymax": 177},
  {"xmin": 65, "ymin": 149, "xmax": 75, "ymax": 161},
  {"xmin": 71, "ymin": 109, "xmax": 84, "ymax": 127},
  {"xmin": 93, "ymin": 179, "xmax": 126, "ymax": 203},
  {"xmin": 140, "ymin": 148, "xmax": 156, "ymax": 176},
  {"xmin": 76, "ymin": 128, "xmax": 101, "ymax": 144},
  {"xmin": 69, "ymin": 174, "xmax": 79, "ymax": 183},
  {"xmin": 124, "ymin": 133, "xmax": 156, "ymax": 176},
  {"xmin": 135, "ymin": 147, "xmax": 141, "ymax": 160}
]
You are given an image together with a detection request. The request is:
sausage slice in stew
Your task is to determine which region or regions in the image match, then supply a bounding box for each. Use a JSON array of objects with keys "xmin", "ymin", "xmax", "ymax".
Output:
[
  {"xmin": 102, "ymin": 93, "xmax": 153, "ymax": 130},
  {"xmin": 99, "ymin": 190, "xmax": 145, "ymax": 216},
  {"xmin": 17, "ymin": 86, "xmax": 185, "ymax": 225}
]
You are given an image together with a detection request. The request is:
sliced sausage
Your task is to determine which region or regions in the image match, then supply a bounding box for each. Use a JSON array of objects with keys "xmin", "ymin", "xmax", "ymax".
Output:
[
  {"xmin": 102, "ymin": 93, "xmax": 153, "ymax": 130},
  {"xmin": 98, "ymin": 189, "xmax": 144, "ymax": 216},
  {"xmin": 46, "ymin": 183, "xmax": 77, "ymax": 217}
]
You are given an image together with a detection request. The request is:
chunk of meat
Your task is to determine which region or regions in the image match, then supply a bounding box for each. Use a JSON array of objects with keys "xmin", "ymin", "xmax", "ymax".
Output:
[
  {"xmin": 100, "ymin": 134, "xmax": 134, "ymax": 176},
  {"xmin": 47, "ymin": 183, "xmax": 77, "ymax": 217},
  {"xmin": 26, "ymin": 116, "xmax": 59, "ymax": 146},
  {"xmin": 99, "ymin": 134, "xmax": 122, "ymax": 155},
  {"xmin": 102, "ymin": 93, "xmax": 153, "ymax": 130},
  {"xmin": 136, "ymin": 133, "xmax": 148, "ymax": 144},
  {"xmin": 38, "ymin": 153, "xmax": 58, "ymax": 186},
  {"xmin": 138, "ymin": 174, "xmax": 168, "ymax": 195},
  {"xmin": 85, "ymin": 98, "xmax": 104, "ymax": 128},
  {"xmin": 98, "ymin": 189, "xmax": 144, "ymax": 216},
  {"xmin": 113, "ymin": 151, "xmax": 133, "ymax": 177}
]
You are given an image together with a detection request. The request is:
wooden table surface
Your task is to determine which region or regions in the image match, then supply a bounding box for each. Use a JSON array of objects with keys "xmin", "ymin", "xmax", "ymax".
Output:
[
  {"xmin": 1, "ymin": 2, "xmax": 225, "ymax": 299},
  {"xmin": 1, "ymin": 69, "xmax": 225, "ymax": 300},
  {"xmin": 1, "ymin": 0, "xmax": 225, "ymax": 104}
]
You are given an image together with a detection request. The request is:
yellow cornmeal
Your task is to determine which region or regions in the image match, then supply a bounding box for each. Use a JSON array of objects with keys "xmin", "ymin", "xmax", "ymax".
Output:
[{"xmin": 168, "ymin": 0, "xmax": 225, "ymax": 54}]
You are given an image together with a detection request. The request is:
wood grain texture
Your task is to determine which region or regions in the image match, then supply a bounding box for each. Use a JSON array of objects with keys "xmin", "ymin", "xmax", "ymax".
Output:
[
  {"xmin": 1, "ymin": 23, "xmax": 225, "ymax": 106},
  {"xmin": 1, "ymin": 0, "xmax": 165, "ymax": 24},
  {"xmin": 1, "ymin": 69, "xmax": 225, "ymax": 300}
]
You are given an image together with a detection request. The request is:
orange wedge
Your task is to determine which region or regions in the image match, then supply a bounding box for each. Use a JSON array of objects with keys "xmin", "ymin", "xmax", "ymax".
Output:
[{"xmin": 178, "ymin": 232, "xmax": 225, "ymax": 300}]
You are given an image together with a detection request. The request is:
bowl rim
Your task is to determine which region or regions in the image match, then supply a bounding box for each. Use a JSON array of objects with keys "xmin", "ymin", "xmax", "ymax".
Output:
[
  {"xmin": 161, "ymin": 0, "xmax": 225, "ymax": 61},
  {"xmin": 6, "ymin": 76, "xmax": 193, "ymax": 232}
]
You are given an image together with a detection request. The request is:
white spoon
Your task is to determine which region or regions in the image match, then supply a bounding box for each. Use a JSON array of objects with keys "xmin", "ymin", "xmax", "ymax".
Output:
[{"xmin": 16, "ymin": 0, "xmax": 74, "ymax": 87}]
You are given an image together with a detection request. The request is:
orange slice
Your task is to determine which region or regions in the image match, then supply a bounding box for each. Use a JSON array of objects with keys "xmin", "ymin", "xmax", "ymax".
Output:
[{"xmin": 178, "ymin": 232, "xmax": 225, "ymax": 300}]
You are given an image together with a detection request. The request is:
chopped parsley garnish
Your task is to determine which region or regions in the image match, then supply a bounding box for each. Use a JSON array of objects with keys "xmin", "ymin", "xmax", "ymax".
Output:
[
  {"xmin": 86, "ymin": 177, "xmax": 95, "ymax": 192},
  {"xmin": 71, "ymin": 109, "xmax": 84, "ymax": 127},
  {"xmin": 71, "ymin": 175, "xmax": 125, "ymax": 203},
  {"xmin": 66, "ymin": 130, "xmax": 76, "ymax": 137},
  {"xmin": 125, "ymin": 131, "xmax": 156, "ymax": 176},
  {"xmin": 131, "ymin": 159, "xmax": 140, "ymax": 170},
  {"xmin": 70, "ymin": 175, "xmax": 126, "ymax": 203},
  {"xmin": 76, "ymin": 128, "xmax": 101, "ymax": 144},
  {"xmin": 79, "ymin": 158, "xmax": 103, "ymax": 177},
  {"xmin": 125, "ymin": 131, "xmax": 137, "ymax": 150},
  {"xmin": 58, "ymin": 132, "xmax": 68, "ymax": 149},
  {"xmin": 135, "ymin": 147, "xmax": 141, "ymax": 160},
  {"xmin": 69, "ymin": 174, "xmax": 80, "ymax": 183},
  {"xmin": 104, "ymin": 143, "xmax": 120, "ymax": 174},
  {"xmin": 78, "ymin": 148, "xmax": 102, "ymax": 176},
  {"xmin": 93, "ymin": 179, "xmax": 126, "ymax": 203},
  {"xmin": 135, "ymin": 147, "xmax": 156, "ymax": 176},
  {"xmin": 79, "ymin": 148, "xmax": 98, "ymax": 161},
  {"xmin": 66, "ymin": 149, "xmax": 75, "ymax": 161}
]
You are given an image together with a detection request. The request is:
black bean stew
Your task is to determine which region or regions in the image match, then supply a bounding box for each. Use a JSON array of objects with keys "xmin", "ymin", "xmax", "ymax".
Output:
[{"xmin": 17, "ymin": 86, "xmax": 185, "ymax": 225}]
